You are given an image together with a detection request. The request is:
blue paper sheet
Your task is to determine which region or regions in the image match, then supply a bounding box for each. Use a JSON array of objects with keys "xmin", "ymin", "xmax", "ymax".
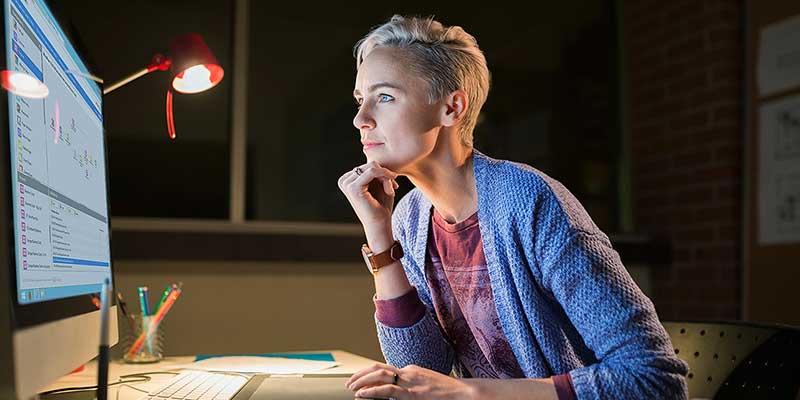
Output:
[{"xmin": 194, "ymin": 352, "xmax": 335, "ymax": 362}]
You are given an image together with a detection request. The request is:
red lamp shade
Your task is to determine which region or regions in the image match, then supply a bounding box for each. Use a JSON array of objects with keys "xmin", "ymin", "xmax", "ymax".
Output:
[
  {"xmin": 162, "ymin": 33, "xmax": 224, "ymax": 139},
  {"xmin": 168, "ymin": 33, "xmax": 224, "ymax": 94}
]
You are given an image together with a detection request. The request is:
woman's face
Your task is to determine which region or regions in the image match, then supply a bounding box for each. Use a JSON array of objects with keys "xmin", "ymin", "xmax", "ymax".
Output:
[{"xmin": 353, "ymin": 47, "xmax": 443, "ymax": 173}]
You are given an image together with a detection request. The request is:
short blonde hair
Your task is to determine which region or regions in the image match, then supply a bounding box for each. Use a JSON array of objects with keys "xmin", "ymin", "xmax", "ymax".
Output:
[{"xmin": 354, "ymin": 15, "xmax": 490, "ymax": 147}]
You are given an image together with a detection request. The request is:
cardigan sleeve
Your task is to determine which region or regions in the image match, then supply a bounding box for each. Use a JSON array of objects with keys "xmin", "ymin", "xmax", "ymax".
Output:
[
  {"xmin": 541, "ymin": 230, "xmax": 688, "ymax": 399},
  {"xmin": 374, "ymin": 311, "xmax": 455, "ymax": 374}
]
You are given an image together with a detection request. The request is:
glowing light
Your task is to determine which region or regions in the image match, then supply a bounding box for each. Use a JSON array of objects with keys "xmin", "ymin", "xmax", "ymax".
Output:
[
  {"xmin": 171, "ymin": 64, "xmax": 223, "ymax": 94},
  {"xmin": 1, "ymin": 70, "xmax": 49, "ymax": 99}
]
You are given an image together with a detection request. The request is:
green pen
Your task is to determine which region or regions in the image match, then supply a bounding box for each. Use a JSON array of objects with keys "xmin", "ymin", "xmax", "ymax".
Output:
[{"xmin": 152, "ymin": 284, "xmax": 173, "ymax": 314}]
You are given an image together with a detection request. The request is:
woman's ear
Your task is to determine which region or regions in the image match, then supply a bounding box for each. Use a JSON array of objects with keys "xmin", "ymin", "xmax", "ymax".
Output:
[{"xmin": 441, "ymin": 90, "xmax": 469, "ymax": 128}]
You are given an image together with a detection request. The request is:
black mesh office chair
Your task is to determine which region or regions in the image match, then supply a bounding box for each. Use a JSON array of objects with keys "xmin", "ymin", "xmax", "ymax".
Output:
[{"xmin": 662, "ymin": 321, "xmax": 800, "ymax": 399}]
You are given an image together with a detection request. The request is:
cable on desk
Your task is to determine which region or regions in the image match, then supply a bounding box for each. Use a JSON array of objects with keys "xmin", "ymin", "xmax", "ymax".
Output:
[
  {"xmin": 115, "ymin": 371, "xmax": 184, "ymax": 400},
  {"xmin": 38, "ymin": 377, "xmax": 148, "ymax": 396},
  {"xmin": 39, "ymin": 371, "xmax": 179, "ymax": 396},
  {"xmin": 122, "ymin": 371, "xmax": 181, "ymax": 379}
]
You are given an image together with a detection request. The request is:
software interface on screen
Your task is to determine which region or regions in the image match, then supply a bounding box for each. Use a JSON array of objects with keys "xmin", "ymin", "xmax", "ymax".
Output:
[{"xmin": 4, "ymin": 0, "xmax": 109, "ymax": 304}]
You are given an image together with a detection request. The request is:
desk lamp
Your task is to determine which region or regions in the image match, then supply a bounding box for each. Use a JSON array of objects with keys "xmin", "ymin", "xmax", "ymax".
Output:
[
  {"xmin": 3, "ymin": 33, "xmax": 223, "ymax": 140},
  {"xmin": 103, "ymin": 33, "xmax": 225, "ymax": 139}
]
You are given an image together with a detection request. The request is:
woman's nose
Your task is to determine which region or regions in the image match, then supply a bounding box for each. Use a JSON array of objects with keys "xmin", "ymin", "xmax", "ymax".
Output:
[{"xmin": 353, "ymin": 106, "xmax": 375, "ymax": 131}]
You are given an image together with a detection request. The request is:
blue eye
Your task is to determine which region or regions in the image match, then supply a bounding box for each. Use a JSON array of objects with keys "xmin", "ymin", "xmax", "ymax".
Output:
[{"xmin": 378, "ymin": 94, "xmax": 393, "ymax": 103}]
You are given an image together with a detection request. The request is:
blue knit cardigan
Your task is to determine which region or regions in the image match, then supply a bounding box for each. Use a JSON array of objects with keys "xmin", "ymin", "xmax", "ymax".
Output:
[{"xmin": 376, "ymin": 150, "xmax": 688, "ymax": 399}]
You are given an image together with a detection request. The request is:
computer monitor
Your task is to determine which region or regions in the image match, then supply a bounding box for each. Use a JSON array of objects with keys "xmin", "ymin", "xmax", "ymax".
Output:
[{"xmin": 0, "ymin": 0, "xmax": 117, "ymax": 398}]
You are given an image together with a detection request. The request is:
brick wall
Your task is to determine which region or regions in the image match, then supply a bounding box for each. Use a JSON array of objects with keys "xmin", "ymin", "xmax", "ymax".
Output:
[{"xmin": 623, "ymin": 0, "xmax": 742, "ymax": 320}]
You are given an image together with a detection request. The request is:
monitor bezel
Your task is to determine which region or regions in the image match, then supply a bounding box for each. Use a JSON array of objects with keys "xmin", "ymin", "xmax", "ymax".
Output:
[{"xmin": 1, "ymin": 0, "xmax": 115, "ymax": 329}]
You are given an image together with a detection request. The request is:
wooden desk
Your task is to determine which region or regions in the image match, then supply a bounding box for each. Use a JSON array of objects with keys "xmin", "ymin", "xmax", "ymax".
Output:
[{"xmin": 41, "ymin": 350, "xmax": 379, "ymax": 400}]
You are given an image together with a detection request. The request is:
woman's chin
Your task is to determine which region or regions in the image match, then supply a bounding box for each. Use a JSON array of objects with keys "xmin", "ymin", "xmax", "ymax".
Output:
[
  {"xmin": 365, "ymin": 153, "xmax": 385, "ymax": 165},
  {"xmin": 365, "ymin": 155, "xmax": 400, "ymax": 172}
]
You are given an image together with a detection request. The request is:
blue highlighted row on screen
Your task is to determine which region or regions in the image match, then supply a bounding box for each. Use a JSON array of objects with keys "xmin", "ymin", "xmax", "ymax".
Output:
[{"xmin": 52, "ymin": 257, "xmax": 110, "ymax": 267}]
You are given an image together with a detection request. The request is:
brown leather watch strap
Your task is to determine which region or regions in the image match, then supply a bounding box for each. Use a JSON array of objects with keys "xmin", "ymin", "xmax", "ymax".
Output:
[{"xmin": 363, "ymin": 241, "xmax": 404, "ymax": 274}]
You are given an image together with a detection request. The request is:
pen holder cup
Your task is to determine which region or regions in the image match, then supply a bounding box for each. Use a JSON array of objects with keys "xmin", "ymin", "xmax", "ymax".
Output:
[{"xmin": 122, "ymin": 314, "xmax": 165, "ymax": 363}]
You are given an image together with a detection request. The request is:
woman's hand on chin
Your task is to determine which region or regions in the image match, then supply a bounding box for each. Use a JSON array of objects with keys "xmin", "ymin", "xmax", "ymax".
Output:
[{"xmin": 338, "ymin": 160, "xmax": 399, "ymax": 234}]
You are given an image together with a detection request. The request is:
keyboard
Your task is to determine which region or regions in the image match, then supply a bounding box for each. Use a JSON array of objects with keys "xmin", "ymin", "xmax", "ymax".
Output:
[{"xmin": 143, "ymin": 370, "xmax": 250, "ymax": 400}]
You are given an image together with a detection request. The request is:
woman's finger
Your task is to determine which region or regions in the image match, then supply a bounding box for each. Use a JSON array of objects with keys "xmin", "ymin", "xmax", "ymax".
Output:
[
  {"xmin": 339, "ymin": 163, "xmax": 370, "ymax": 188},
  {"xmin": 340, "ymin": 162, "xmax": 398, "ymax": 196},
  {"xmin": 382, "ymin": 178, "xmax": 394, "ymax": 196},
  {"xmin": 355, "ymin": 384, "xmax": 405, "ymax": 400},
  {"xmin": 346, "ymin": 363, "xmax": 397, "ymax": 388},
  {"xmin": 347, "ymin": 166, "xmax": 397, "ymax": 195},
  {"xmin": 348, "ymin": 368, "xmax": 398, "ymax": 392}
]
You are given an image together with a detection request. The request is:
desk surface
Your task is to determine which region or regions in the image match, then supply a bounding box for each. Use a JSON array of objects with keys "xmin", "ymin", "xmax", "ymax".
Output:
[{"xmin": 42, "ymin": 350, "xmax": 379, "ymax": 400}]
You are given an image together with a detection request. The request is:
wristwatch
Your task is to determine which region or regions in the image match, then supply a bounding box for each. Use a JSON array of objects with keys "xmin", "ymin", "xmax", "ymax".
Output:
[{"xmin": 361, "ymin": 240, "xmax": 404, "ymax": 274}]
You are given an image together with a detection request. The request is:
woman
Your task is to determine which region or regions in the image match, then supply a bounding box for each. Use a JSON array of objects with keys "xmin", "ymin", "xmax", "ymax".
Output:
[{"xmin": 338, "ymin": 15, "xmax": 687, "ymax": 400}]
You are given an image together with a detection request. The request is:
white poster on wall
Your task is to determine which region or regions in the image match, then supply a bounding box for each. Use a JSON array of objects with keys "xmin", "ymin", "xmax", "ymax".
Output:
[
  {"xmin": 758, "ymin": 14, "xmax": 800, "ymax": 97},
  {"xmin": 759, "ymin": 95, "xmax": 800, "ymax": 244}
]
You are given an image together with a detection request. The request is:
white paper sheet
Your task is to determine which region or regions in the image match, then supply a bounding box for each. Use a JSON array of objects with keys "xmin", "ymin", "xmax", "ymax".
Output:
[
  {"xmin": 758, "ymin": 95, "xmax": 800, "ymax": 244},
  {"xmin": 184, "ymin": 356, "xmax": 340, "ymax": 374},
  {"xmin": 758, "ymin": 14, "xmax": 800, "ymax": 96}
]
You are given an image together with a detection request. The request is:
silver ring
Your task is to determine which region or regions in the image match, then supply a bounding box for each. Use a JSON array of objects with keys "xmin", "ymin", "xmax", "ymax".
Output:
[{"xmin": 354, "ymin": 167, "xmax": 363, "ymax": 176}]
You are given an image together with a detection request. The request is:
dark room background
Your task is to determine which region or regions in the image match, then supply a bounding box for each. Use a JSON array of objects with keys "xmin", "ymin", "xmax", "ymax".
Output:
[
  {"xmin": 57, "ymin": 0, "xmax": 622, "ymax": 232},
  {"xmin": 53, "ymin": 0, "xmax": 799, "ymax": 330}
]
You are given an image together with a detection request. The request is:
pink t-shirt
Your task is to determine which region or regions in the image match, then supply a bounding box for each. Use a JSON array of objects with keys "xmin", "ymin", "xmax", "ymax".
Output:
[
  {"xmin": 374, "ymin": 209, "xmax": 576, "ymax": 398},
  {"xmin": 425, "ymin": 209, "xmax": 523, "ymax": 378}
]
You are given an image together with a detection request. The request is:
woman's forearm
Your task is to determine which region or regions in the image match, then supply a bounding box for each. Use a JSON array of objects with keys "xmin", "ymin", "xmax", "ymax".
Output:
[
  {"xmin": 466, "ymin": 378, "xmax": 558, "ymax": 400},
  {"xmin": 364, "ymin": 223, "xmax": 413, "ymax": 300}
]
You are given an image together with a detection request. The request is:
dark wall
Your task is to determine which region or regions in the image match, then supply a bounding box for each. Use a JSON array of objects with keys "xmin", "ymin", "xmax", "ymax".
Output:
[
  {"xmin": 57, "ymin": 0, "xmax": 233, "ymax": 218},
  {"xmin": 624, "ymin": 0, "xmax": 742, "ymax": 320},
  {"xmin": 245, "ymin": 2, "xmax": 622, "ymax": 229},
  {"xmin": 57, "ymin": 0, "xmax": 622, "ymax": 228}
]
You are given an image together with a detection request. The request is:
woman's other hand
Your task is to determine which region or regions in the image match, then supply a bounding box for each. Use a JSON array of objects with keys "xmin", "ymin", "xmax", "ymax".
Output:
[{"xmin": 346, "ymin": 363, "xmax": 476, "ymax": 400}]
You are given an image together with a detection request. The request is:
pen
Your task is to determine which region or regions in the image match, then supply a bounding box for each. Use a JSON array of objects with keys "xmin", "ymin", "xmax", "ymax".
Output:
[
  {"xmin": 116, "ymin": 291, "xmax": 136, "ymax": 330},
  {"xmin": 115, "ymin": 291, "xmax": 129, "ymax": 317},
  {"xmin": 152, "ymin": 284, "xmax": 173, "ymax": 314},
  {"xmin": 154, "ymin": 282, "xmax": 182, "ymax": 316},
  {"xmin": 137, "ymin": 286, "xmax": 150, "ymax": 316},
  {"xmin": 143, "ymin": 286, "xmax": 169, "ymax": 356},
  {"xmin": 127, "ymin": 286, "xmax": 182, "ymax": 357}
]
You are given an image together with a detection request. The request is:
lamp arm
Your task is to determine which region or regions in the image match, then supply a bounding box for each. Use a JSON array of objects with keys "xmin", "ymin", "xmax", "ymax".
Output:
[
  {"xmin": 102, "ymin": 67, "xmax": 152, "ymax": 95},
  {"xmin": 102, "ymin": 54, "xmax": 172, "ymax": 96}
]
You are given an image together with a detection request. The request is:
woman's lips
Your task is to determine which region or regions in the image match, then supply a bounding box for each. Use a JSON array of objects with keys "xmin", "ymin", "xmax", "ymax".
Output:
[{"xmin": 362, "ymin": 143, "xmax": 383, "ymax": 150}]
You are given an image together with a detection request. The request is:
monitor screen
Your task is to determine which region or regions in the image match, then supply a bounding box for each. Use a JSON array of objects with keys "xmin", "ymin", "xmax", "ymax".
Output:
[
  {"xmin": 0, "ymin": 1, "xmax": 117, "ymax": 398},
  {"xmin": 4, "ymin": 0, "xmax": 108, "ymax": 305}
]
